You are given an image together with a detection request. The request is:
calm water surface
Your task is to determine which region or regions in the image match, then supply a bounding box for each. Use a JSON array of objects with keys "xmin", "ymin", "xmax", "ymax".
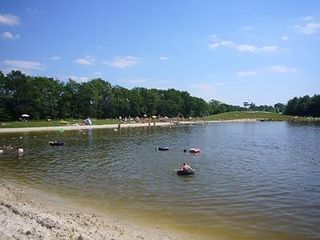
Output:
[{"xmin": 0, "ymin": 122, "xmax": 320, "ymax": 239}]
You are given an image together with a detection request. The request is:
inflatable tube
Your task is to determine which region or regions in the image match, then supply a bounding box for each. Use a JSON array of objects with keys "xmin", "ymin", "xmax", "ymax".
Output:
[
  {"xmin": 177, "ymin": 169, "xmax": 195, "ymax": 175},
  {"xmin": 49, "ymin": 141, "xmax": 64, "ymax": 146},
  {"xmin": 189, "ymin": 148, "xmax": 200, "ymax": 153},
  {"xmin": 157, "ymin": 147, "xmax": 169, "ymax": 151}
]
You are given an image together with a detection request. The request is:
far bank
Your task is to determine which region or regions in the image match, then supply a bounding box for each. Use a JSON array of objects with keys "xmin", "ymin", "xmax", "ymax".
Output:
[{"xmin": 0, "ymin": 111, "xmax": 315, "ymax": 133}]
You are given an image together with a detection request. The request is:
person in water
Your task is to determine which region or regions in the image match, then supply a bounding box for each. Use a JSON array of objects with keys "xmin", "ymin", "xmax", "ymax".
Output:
[
  {"xmin": 17, "ymin": 146, "xmax": 24, "ymax": 157},
  {"xmin": 181, "ymin": 162, "xmax": 193, "ymax": 171}
]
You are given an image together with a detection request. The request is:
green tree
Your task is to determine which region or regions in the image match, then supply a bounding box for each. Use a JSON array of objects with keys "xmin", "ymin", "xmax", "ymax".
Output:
[
  {"xmin": 0, "ymin": 71, "xmax": 7, "ymax": 120},
  {"xmin": 309, "ymin": 95, "xmax": 320, "ymax": 117},
  {"xmin": 32, "ymin": 76, "xmax": 63, "ymax": 119},
  {"xmin": 285, "ymin": 97, "xmax": 298, "ymax": 115},
  {"xmin": 129, "ymin": 88, "xmax": 144, "ymax": 117},
  {"xmin": 59, "ymin": 79, "xmax": 82, "ymax": 118},
  {"xmin": 274, "ymin": 103, "xmax": 285, "ymax": 113},
  {"xmin": 191, "ymin": 97, "xmax": 209, "ymax": 117},
  {"xmin": 5, "ymin": 70, "xmax": 34, "ymax": 119},
  {"xmin": 208, "ymin": 100, "xmax": 222, "ymax": 114},
  {"xmin": 140, "ymin": 88, "xmax": 160, "ymax": 116},
  {"xmin": 297, "ymin": 95, "xmax": 311, "ymax": 116},
  {"xmin": 111, "ymin": 86, "xmax": 131, "ymax": 117},
  {"xmin": 87, "ymin": 78, "xmax": 113, "ymax": 118}
]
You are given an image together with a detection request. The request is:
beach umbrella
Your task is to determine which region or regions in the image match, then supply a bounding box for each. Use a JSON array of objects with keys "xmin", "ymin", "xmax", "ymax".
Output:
[{"xmin": 21, "ymin": 114, "xmax": 30, "ymax": 118}]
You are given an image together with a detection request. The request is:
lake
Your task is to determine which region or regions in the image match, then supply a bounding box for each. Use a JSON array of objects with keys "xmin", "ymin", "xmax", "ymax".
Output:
[{"xmin": 0, "ymin": 122, "xmax": 320, "ymax": 239}]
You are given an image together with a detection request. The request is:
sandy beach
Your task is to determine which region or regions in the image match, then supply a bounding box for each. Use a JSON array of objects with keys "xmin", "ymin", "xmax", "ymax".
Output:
[
  {"xmin": 0, "ymin": 180, "xmax": 188, "ymax": 240},
  {"xmin": 0, "ymin": 119, "xmax": 258, "ymax": 133}
]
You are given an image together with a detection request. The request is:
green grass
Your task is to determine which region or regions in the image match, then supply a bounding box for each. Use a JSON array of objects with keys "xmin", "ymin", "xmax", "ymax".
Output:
[
  {"xmin": 206, "ymin": 111, "xmax": 307, "ymax": 121},
  {"xmin": 0, "ymin": 118, "xmax": 120, "ymax": 128}
]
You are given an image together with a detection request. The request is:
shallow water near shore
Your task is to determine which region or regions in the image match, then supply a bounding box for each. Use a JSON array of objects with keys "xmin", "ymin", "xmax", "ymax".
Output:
[{"xmin": 1, "ymin": 122, "xmax": 320, "ymax": 239}]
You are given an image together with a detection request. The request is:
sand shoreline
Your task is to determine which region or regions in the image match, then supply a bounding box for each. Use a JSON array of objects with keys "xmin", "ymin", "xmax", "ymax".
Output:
[
  {"xmin": 0, "ymin": 179, "xmax": 190, "ymax": 240},
  {"xmin": 0, "ymin": 119, "xmax": 258, "ymax": 133}
]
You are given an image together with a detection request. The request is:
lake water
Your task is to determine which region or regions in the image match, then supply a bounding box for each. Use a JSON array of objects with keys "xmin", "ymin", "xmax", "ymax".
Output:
[{"xmin": 0, "ymin": 122, "xmax": 320, "ymax": 239}]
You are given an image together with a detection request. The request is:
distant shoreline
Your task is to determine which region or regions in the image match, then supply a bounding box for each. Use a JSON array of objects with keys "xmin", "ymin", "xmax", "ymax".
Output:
[{"xmin": 0, "ymin": 119, "xmax": 259, "ymax": 133}]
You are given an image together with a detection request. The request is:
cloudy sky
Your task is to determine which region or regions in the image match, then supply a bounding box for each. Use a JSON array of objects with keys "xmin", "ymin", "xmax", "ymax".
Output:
[{"xmin": 1, "ymin": 0, "xmax": 320, "ymax": 105}]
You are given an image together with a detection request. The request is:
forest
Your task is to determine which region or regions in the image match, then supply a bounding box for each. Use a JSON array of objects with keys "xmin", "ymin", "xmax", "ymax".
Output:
[
  {"xmin": 284, "ymin": 94, "xmax": 320, "ymax": 117},
  {"xmin": 0, "ymin": 70, "xmax": 318, "ymax": 120}
]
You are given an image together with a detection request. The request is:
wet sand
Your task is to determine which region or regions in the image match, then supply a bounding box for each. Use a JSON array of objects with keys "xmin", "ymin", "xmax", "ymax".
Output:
[{"xmin": 0, "ymin": 180, "xmax": 187, "ymax": 240}]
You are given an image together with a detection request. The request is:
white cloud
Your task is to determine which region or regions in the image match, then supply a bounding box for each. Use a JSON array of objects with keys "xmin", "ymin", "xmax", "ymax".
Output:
[
  {"xmin": 2, "ymin": 59, "xmax": 45, "ymax": 70},
  {"xmin": 188, "ymin": 82, "xmax": 224, "ymax": 100},
  {"xmin": 208, "ymin": 36, "xmax": 282, "ymax": 53},
  {"xmin": 115, "ymin": 78, "xmax": 171, "ymax": 90},
  {"xmin": 159, "ymin": 56, "xmax": 168, "ymax": 61},
  {"xmin": 68, "ymin": 75, "xmax": 77, "ymax": 80},
  {"xmin": 258, "ymin": 46, "xmax": 281, "ymax": 53},
  {"xmin": 236, "ymin": 71, "xmax": 257, "ymax": 77},
  {"xmin": 295, "ymin": 22, "xmax": 320, "ymax": 35},
  {"xmin": 207, "ymin": 42, "xmax": 221, "ymax": 49},
  {"xmin": 301, "ymin": 16, "xmax": 315, "ymax": 21},
  {"xmin": 50, "ymin": 56, "xmax": 60, "ymax": 61},
  {"xmin": 103, "ymin": 56, "xmax": 139, "ymax": 69},
  {"xmin": 74, "ymin": 56, "xmax": 94, "ymax": 65},
  {"xmin": 220, "ymin": 41, "xmax": 235, "ymax": 47},
  {"xmin": 269, "ymin": 65, "xmax": 298, "ymax": 73},
  {"xmin": 121, "ymin": 78, "xmax": 149, "ymax": 84},
  {"xmin": 2, "ymin": 31, "xmax": 20, "ymax": 39},
  {"xmin": 236, "ymin": 44, "xmax": 257, "ymax": 52},
  {"xmin": 0, "ymin": 13, "xmax": 20, "ymax": 26},
  {"xmin": 281, "ymin": 35, "xmax": 288, "ymax": 41},
  {"xmin": 75, "ymin": 58, "xmax": 92, "ymax": 65},
  {"xmin": 243, "ymin": 26, "xmax": 253, "ymax": 31},
  {"xmin": 189, "ymin": 83, "xmax": 216, "ymax": 91}
]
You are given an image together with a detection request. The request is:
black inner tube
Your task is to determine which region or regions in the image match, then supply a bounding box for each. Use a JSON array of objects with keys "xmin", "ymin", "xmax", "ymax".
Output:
[{"xmin": 158, "ymin": 147, "xmax": 169, "ymax": 151}]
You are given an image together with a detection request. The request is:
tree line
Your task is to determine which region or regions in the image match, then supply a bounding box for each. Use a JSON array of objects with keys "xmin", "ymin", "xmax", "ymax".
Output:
[
  {"xmin": 1, "ymin": 70, "xmax": 317, "ymax": 121},
  {"xmin": 285, "ymin": 94, "xmax": 320, "ymax": 117},
  {"xmin": 0, "ymin": 70, "xmax": 236, "ymax": 120}
]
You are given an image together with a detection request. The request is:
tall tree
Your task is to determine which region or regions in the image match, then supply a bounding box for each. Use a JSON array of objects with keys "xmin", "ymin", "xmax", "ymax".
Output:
[
  {"xmin": 59, "ymin": 79, "xmax": 82, "ymax": 118},
  {"xmin": 32, "ymin": 76, "xmax": 63, "ymax": 119},
  {"xmin": 5, "ymin": 71, "xmax": 34, "ymax": 119},
  {"xmin": 0, "ymin": 71, "xmax": 7, "ymax": 120},
  {"xmin": 274, "ymin": 103, "xmax": 286, "ymax": 113}
]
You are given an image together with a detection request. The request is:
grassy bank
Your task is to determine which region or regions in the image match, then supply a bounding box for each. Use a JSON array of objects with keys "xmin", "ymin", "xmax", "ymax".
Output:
[{"xmin": 206, "ymin": 111, "xmax": 307, "ymax": 121}]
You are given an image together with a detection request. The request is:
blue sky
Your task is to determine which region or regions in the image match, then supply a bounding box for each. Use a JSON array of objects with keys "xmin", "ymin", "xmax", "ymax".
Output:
[{"xmin": 1, "ymin": 0, "xmax": 320, "ymax": 105}]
